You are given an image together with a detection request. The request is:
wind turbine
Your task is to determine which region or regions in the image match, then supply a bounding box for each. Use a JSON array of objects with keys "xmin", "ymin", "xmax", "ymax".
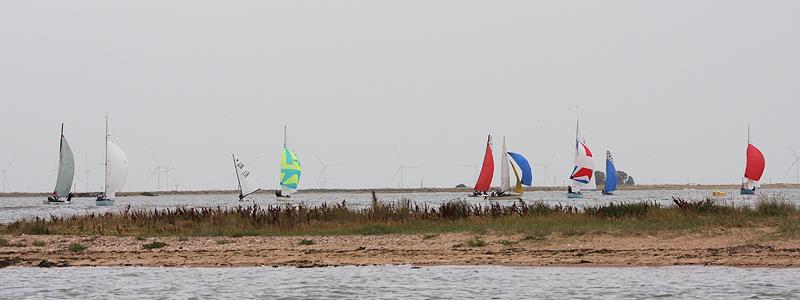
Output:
[
  {"xmin": 392, "ymin": 152, "xmax": 419, "ymax": 188},
  {"xmin": 315, "ymin": 154, "xmax": 342, "ymax": 189},
  {"xmin": 0, "ymin": 158, "xmax": 15, "ymax": 192},
  {"xmin": 533, "ymin": 153, "xmax": 556, "ymax": 187},
  {"xmin": 143, "ymin": 149, "xmax": 178, "ymax": 191},
  {"xmin": 788, "ymin": 143, "xmax": 800, "ymax": 184}
]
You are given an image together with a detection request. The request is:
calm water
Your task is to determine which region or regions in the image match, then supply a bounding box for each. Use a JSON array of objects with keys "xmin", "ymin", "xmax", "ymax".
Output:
[
  {"xmin": 0, "ymin": 189, "xmax": 798, "ymax": 223},
  {"xmin": 1, "ymin": 266, "xmax": 798, "ymax": 299}
]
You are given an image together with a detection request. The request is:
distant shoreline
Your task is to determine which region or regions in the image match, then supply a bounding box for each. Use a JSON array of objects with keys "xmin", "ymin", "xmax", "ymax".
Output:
[{"xmin": 1, "ymin": 183, "xmax": 799, "ymax": 198}]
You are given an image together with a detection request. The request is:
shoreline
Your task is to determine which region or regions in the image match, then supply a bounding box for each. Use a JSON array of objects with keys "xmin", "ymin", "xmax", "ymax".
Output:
[
  {"xmin": 2, "ymin": 229, "xmax": 799, "ymax": 268},
  {"xmin": 1, "ymin": 184, "xmax": 799, "ymax": 198}
]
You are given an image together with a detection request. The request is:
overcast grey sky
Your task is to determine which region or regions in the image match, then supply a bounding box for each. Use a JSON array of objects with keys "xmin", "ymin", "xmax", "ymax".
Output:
[{"xmin": 1, "ymin": 1, "xmax": 798, "ymax": 192}]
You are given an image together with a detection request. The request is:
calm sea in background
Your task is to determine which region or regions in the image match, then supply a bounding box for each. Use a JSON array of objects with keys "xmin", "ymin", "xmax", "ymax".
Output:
[
  {"xmin": 0, "ymin": 189, "xmax": 798, "ymax": 223},
  {"xmin": 1, "ymin": 265, "xmax": 799, "ymax": 299}
]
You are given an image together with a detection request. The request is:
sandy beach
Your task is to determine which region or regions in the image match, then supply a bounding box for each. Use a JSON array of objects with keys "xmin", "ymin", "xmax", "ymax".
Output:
[{"xmin": 2, "ymin": 228, "xmax": 799, "ymax": 268}]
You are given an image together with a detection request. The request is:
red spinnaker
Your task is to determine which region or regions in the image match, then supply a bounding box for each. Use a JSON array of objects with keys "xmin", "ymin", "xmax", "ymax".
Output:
[
  {"xmin": 474, "ymin": 136, "xmax": 494, "ymax": 192},
  {"xmin": 744, "ymin": 144, "xmax": 765, "ymax": 181}
]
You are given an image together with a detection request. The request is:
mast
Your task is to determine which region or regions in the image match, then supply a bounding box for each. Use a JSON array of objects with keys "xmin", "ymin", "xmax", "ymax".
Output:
[
  {"xmin": 283, "ymin": 125, "xmax": 287, "ymax": 149},
  {"xmin": 104, "ymin": 114, "xmax": 109, "ymax": 198},
  {"xmin": 747, "ymin": 124, "xmax": 751, "ymax": 145}
]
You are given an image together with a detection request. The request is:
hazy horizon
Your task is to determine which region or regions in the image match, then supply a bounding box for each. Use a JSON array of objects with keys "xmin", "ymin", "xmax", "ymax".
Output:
[{"xmin": 1, "ymin": 1, "xmax": 798, "ymax": 192}]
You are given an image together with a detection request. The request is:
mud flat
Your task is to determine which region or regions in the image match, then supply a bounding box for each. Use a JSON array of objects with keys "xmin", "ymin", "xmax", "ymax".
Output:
[{"xmin": 2, "ymin": 228, "xmax": 799, "ymax": 268}]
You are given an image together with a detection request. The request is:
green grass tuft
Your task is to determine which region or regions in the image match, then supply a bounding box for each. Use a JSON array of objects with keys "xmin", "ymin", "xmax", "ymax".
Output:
[
  {"xmin": 466, "ymin": 237, "xmax": 487, "ymax": 247},
  {"xmin": 68, "ymin": 243, "xmax": 86, "ymax": 253},
  {"xmin": 142, "ymin": 241, "xmax": 167, "ymax": 250},
  {"xmin": 32, "ymin": 240, "xmax": 46, "ymax": 247},
  {"xmin": 298, "ymin": 239, "xmax": 315, "ymax": 245}
]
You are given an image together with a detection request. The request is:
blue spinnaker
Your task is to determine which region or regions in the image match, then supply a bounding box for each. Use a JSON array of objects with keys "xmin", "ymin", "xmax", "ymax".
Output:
[
  {"xmin": 507, "ymin": 152, "xmax": 532, "ymax": 186},
  {"xmin": 605, "ymin": 156, "xmax": 617, "ymax": 193}
]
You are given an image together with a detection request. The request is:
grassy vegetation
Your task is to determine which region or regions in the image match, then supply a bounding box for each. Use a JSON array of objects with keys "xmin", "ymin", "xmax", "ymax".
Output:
[
  {"xmin": 32, "ymin": 240, "xmax": 46, "ymax": 247},
  {"xmin": 68, "ymin": 243, "xmax": 86, "ymax": 253},
  {"xmin": 1, "ymin": 195, "xmax": 798, "ymax": 238},
  {"xmin": 466, "ymin": 237, "xmax": 487, "ymax": 247},
  {"xmin": 298, "ymin": 239, "xmax": 315, "ymax": 245},
  {"xmin": 142, "ymin": 241, "xmax": 167, "ymax": 250}
]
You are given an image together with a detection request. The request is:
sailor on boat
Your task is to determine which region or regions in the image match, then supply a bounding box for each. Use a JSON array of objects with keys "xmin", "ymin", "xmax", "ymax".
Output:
[
  {"xmin": 275, "ymin": 190, "xmax": 290, "ymax": 198},
  {"xmin": 568, "ymin": 186, "xmax": 582, "ymax": 195},
  {"xmin": 47, "ymin": 192, "xmax": 74, "ymax": 203}
]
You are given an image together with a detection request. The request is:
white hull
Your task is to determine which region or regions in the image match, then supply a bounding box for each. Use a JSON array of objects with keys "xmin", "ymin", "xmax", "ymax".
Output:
[{"xmin": 484, "ymin": 194, "xmax": 522, "ymax": 200}]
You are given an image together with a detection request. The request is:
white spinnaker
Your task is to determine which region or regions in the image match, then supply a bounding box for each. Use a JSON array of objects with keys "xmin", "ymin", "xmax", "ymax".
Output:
[
  {"xmin": 104, "ymin": 141, "xmax": 128, "ymax": 199},
  {"xmin": 54, "ymin": 136, "xmax": 75, "ymax": 198},
  {"xmin": 500, "ymin": 137, "xmax": 510, "ymax": 192},
  {"xmin": 570, "ymin": 142, "xmax": 596, "ymax": 190},
  {"xmin": 233, "ymin": 154, "xmax": 260, "ymax": 197}
]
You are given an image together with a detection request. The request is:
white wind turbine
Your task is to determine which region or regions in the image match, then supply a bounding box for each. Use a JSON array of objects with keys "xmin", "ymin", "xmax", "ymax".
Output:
[
  {"xmin": 143, "ymin": 149, "xmax": 178, "ymax": 191},
  {"xmin": 0, "ymin": 158, "xmax": 16, "ymax": 192},
  {"xmin": 315, "ymin": 154, "xmax": 342, "ymax": 189},
  {"xmin": 533, "ymin": 153, "xmax": 556, "ymax": 187},
  {"xmin": 787, "ymin": 143, "xmax": 800, "ymax": 184},
  {"xmin": 392, "ymin": 152, "xmax": 419, "ymax": 188}
]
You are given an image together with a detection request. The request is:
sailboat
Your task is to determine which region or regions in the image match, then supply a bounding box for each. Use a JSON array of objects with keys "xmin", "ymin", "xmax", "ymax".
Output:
[
  {"xmin": 602, "ymin": 151, "xmax": 617, "ymax": 195},
  {"xmin": 45, "ymin": 124, "xmax": 76, "ymax": 204},
  {"xmin": 276, "ymin": 126, "xmax": 301, "ymax": 199},
  {"xmin": 568, "ymin": 120, "xmax": 595, "ymax": 198},
  {"xmin": 741, "ymin": 125, "xmax": 765, "ymax": 195},
  {"xmin": 484, "ymin": 137, "xmax": 531, "ymax": 200},
  {"xmin": 96, "ymin": 114, "xmax": 129, "ymax": 206},
  {"xmin": 470, "ymin": 135, "xmax": 494, "ymax": 197},
  {"xmin": 232, "ymin": 154, "xmax": 261, "ymax": 201}
]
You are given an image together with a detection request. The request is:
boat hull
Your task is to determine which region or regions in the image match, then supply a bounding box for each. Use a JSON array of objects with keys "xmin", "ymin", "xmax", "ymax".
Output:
[
  {"xmin": 567, "ymin": 192, "xmax": 584, "ymax": 199},
  {"xmin": 43, "ymin": 199, "xmax": 71, "ymax": 205},
  {"xmin": 740, "ymin": 189, "xmax": 756, "ymax": 195},
  {"xmin": 96, "ymin": 199, "xmax": 114, "ymax": 206},
  {"xmin": 483, "ymin": 195, "xmax": 522, "ymax": 200}
]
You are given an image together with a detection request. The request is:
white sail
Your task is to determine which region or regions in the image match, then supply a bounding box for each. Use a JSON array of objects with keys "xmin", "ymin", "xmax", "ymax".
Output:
[
  {"xmin": 53, "ymin": 134, "xmax": 75, "ymax": 198},
  {"xmin": 104, "ymin": 140, "xmax": 128, "ymax": 199},
  {"xmin": 233, "ymin": 154, "xmax": 260, "ymax": 198},
  {"xmin": 500, "ymin": 137, "xmax": 510, "ymax": 192}
]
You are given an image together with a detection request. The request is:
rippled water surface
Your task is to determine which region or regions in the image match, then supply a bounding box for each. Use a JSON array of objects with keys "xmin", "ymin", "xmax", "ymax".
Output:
[
  {"xmin": 1, "ymin": 266, "xmax": 799, "ymax": 299},
  {"xmin": 1, "ymin": 189, "xmax": 798, "ymax": 223}
]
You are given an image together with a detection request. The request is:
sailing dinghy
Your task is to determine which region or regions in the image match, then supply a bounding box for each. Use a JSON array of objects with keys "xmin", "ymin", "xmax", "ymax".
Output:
[
  {"xmin": 96, "ymin": 114, "xmax": 128, "ymax": 206},
  {"xmin": 602, "ymin": 151, "xmax": 617, "ymax": 195},
  {"xmin": 276, "ymin": 126, "xmax": 301, "ymax": 199},
  {"xmin": 484, "ymin": 137, "xmax": 530, "ymax": 200},
  {"xmin": 45, "ymin": 124, "xmax": 76, "ymax": 204},
  {"xmin": 741, "ymin": 126, "xmax": 765, "ymax": 195},
  {"xmin": 568, "ymin": 120, "xmax": 595, "ymax": 198},
  {"xmin": 233, "ymin": 154, "xmax": 261, "ymax": 201}
]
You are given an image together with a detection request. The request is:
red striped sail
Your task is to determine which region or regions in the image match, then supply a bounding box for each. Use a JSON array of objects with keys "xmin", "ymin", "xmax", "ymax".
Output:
[
  {"xmin": 474, "ymin": 135, "xmax": 494, "ymax": 192},
  {"xmin": 744, "ymin": 144, "xmax": 765, "ymax": 182}
]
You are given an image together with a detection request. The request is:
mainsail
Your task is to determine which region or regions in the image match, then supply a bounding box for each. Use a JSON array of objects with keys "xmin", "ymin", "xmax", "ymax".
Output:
[
  {"xmin": 280, "ymin": 127, "xmax": 301, "ymax": 195},
  {"xmin": 474, "ymin": 135, "xmax": 494, "ymax": 192},
  {"xmin": 569, "ymin": 120, "xmax": 595, "ymax": 191},
  {"xmin": 500, "ymin": 137, "xmax": 511, "ymax": 193},
  {"xmin": 233, "ymin": 154, "xmax": 260, "ymax": 199},
  {"xmin": 605, "ymin": 151, "xmax": 617, "ymax": 193},
  {"xmin": 53, "ymin": 124, "xmax": 75, "ymax": 199}
]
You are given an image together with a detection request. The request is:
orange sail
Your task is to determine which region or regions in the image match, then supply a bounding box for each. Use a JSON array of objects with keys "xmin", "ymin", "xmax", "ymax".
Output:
[{"xmin": 474, "ymin": 135, "xmax": 494, "ymax": 192}]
